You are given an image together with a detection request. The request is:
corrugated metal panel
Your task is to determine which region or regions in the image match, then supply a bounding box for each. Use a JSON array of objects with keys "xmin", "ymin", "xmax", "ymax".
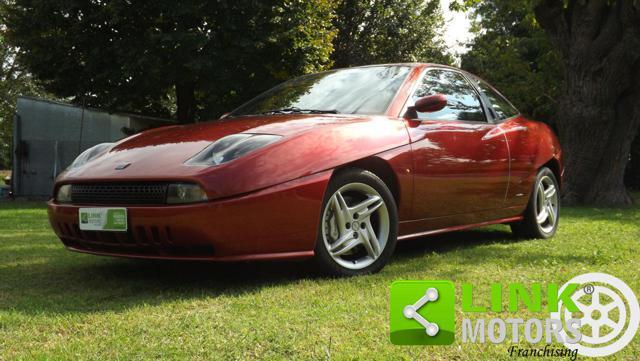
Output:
[{"xmin": 12, "ymin": 97, "xmax": 174, "ymax": 197}]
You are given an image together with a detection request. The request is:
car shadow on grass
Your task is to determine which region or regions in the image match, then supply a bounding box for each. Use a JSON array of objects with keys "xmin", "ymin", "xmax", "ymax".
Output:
[
  {"xmin": 390, "ymin": 225, "xmax": 600, "ymax": 277},
  {"xmin": 0, "ymin": 227, "xmax": 532, "ymax": 316}
]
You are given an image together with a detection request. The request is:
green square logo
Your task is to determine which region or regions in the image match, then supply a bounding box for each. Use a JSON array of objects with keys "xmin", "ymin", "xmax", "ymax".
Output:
[
  {"xmin": 105, "ymin": 209, "xmax": 127, "ymax": 230},
  {"xmin": 390, "ymin": 281, "xmax": 455, "ymax": 345}
]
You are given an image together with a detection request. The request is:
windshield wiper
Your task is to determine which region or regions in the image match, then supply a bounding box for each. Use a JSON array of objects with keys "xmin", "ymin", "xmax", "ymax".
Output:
[{"xmin": 258, "ymin": 107, "xmax": 338, "ymax": 115}]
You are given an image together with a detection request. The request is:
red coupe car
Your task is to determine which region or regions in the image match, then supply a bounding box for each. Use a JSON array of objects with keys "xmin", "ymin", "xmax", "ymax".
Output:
[{"xmin": 48, "ymin": 63, "xmax": 562, "ymax": 276}]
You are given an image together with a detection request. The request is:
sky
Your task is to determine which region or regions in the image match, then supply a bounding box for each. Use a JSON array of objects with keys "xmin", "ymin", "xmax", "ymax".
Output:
[{"xmin": 440, "ymin": 0, "xmax": 474, "ymax": 63}]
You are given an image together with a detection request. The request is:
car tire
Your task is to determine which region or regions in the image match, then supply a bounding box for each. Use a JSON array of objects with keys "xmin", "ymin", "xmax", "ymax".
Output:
[
  {"xmin": 314, "ymin": 168, "xmax": 398, "ymax": 276},
  {"xmin": 511, "ymin": 167, "xmax": 560, "ymax": 239}
]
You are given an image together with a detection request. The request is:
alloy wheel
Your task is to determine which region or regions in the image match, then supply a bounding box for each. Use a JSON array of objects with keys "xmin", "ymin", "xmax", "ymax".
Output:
[
  {"xmin": 535, "ymin": 175, "xmax": 558, "ymax": 233},
  {"xmin": 321, "ymin": 182, "xmax": 390, "ymax": 270}
]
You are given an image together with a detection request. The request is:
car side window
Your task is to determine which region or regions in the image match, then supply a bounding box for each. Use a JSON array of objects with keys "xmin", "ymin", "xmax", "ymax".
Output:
[
  {"xmin": 409, "ymin": 69, "xmax": 486, "ymax": 122},
  {"xmin": 472, "ymin": 77, "xmax": 519, "ymax": 120}
]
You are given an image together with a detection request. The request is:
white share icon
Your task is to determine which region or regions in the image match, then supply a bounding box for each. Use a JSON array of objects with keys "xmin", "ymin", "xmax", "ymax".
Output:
[{"xmin": 403, "ymin": 287, "xmax": 440, "ymax": 336}]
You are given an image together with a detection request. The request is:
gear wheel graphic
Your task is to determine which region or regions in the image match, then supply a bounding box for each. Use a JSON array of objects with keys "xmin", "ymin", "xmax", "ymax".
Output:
[{"xmin": 550, "ymin": 273, "xmax": 640, "ymax": 357}]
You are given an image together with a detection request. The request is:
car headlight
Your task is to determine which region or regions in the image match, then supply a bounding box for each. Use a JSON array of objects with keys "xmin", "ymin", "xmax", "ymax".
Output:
[
  {"xmin": 69, "ymin": 143, "xmax": 113, "ymax": 169},
  {"xmin": 166, "ymin": 183, "xmax": 208, "ymax": 204},
  {"xmin": 56, "ymin": 184, "xmax": 72, "ymax": 203},
  {"xmin": 186, "ymin": 134, "xmax": 281, "ymax": 166}
]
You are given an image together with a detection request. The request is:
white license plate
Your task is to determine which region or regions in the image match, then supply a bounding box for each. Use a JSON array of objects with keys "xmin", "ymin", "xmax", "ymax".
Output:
[{"xmin": 79, "ymin": 208, "xmax": 128, "ymax": 232}]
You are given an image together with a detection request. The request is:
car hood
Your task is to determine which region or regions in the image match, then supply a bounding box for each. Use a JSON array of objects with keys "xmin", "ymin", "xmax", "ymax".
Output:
[
  {"xmin": 112, "ymin": 114, "xmax": 361, "ymax": 152},
  {"xmin": 64, "ymin": 115, "xmax": 364, "ymax": 180}
]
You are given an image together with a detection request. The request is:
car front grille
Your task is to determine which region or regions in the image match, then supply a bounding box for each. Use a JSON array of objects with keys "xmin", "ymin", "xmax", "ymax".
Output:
[{"xmin": 70, "ymin": 183, "xmax": 168, "ymax": 205}]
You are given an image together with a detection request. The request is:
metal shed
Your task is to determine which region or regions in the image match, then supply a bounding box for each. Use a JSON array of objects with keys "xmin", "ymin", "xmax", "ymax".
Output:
[{"xmin": 12, "ymin": 96, "xmax": 174, "ymax": 198}]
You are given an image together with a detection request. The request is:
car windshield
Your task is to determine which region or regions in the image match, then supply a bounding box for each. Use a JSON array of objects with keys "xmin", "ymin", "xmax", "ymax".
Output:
[{"xmin": 229, "ymin": 65, "xmax": 411, "ymax": 117}]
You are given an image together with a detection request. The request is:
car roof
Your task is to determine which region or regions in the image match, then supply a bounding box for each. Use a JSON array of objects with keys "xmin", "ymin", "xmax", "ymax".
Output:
[
  {"xmin": 334, "ymin": 62, "xmax": 459, "ymax": 71},
  {"xmin": 337, "ymin": 62, "xmax": 485, "ymax": 82}
]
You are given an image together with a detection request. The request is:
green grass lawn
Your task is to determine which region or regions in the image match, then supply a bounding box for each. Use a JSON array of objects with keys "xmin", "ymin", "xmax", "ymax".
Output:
[{"xmin": 0, "ymin": 198, "xmax": 639, "ymax": 360}]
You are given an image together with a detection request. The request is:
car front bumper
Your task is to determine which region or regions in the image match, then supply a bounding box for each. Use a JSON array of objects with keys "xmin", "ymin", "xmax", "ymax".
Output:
[{"xmin": 47, "ymin": 171, "xmax": 331, "ymax": 261}]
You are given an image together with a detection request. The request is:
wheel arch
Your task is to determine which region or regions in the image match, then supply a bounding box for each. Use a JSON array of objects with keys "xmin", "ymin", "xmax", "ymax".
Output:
[
  {"xmin": 541, "ymin": 157, "xmax": 562, "ymax": 189},
  {"xmin": 332, "ymin": 156, "xmax": 400, "ymax": 208}
]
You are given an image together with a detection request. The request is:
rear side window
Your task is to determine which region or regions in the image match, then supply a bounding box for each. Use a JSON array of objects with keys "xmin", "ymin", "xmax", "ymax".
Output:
[
  {"xmin": 472, "ymin": 77, "xmax": 519, "ymax": 120},
  {"xmin": 410, "ymin": 69, "xmax": 486, "ymax": 122}
]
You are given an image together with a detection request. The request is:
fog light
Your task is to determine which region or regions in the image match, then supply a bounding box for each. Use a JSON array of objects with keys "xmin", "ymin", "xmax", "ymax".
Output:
[
  {"xmin": 56, "ymin": 184, "xmax": 72, "ymax": 203},
  {"xmin": 166, "ymin": 183, "xmax": 208, "ymax": 204}
]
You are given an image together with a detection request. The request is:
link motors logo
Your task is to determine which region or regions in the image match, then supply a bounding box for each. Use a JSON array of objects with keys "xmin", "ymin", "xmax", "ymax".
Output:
[{"xmin": 390, "ymin": 273, "xmax": 640, "ymax": 358}]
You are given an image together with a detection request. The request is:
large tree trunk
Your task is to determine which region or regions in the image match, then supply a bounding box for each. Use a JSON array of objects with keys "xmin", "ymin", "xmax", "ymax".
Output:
[
  {"xmin": 535, "ymin": 0, "xmax": 640, "ymax": 206},
  {"xmin": 175, "ymin": 80, "xmax": 196, "ymax": 124}
]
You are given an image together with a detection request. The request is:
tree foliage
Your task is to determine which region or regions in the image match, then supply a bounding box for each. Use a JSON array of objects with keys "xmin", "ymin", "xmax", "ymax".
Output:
[
  {"xmin": 2, "ymin": 0, "xmax": 336, "ymax": 123},
  {"xmin": 460, "ymin": 0, "xmax": 561, "ymax": 123},
  {"xmin": 2, "ymin": 0, "xmax": 453, "ymax": 126},
  {"xmin": 332, "ymin": 0, "xmax": 453, "ymax": 67},
  {"xmin": 0, "ymin": 0, "xmax": 454, "ymax": 170},
  {"xmin": 0, "ymin": 24, "xmax": 49, "ymax": 169}
]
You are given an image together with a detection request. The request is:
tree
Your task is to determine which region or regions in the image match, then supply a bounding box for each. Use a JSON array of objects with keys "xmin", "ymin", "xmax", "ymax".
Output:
[
  {"xmin": 0, "ymin": 23, "xmax": 49, "ymax": 169},
  {"xmin": 2, "ymin": 1, "xmax": 336, "ymax": 123},
  {"xmin": 332, "ymin": 0, "xmax": 453, "ymax": 68},
  {"xmin": 534, "ymin": 0, "xmax": 640, "ymax": 205},
  {"xmin": 627, "ymin": 136, "xmax": 640, "ymax": 190},
  {"xmin": 461, "ymin": 0, "xmax": 561, "ymax": 123}
]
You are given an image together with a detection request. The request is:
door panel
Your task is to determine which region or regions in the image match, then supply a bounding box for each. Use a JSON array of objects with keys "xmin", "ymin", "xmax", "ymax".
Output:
[
  {"xmin": 403, "ymin": 68, "xmax": 510, "ymax": 222},
  {"xmin": 408, "ymin": 121, "xmax": 510, "ymax": 220}
]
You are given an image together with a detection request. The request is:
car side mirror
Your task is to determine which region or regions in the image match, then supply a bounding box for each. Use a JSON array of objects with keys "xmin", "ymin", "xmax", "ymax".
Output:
[{"xmin": 414, "ymin": 94, "xmax": 447, "ymax": 113}]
